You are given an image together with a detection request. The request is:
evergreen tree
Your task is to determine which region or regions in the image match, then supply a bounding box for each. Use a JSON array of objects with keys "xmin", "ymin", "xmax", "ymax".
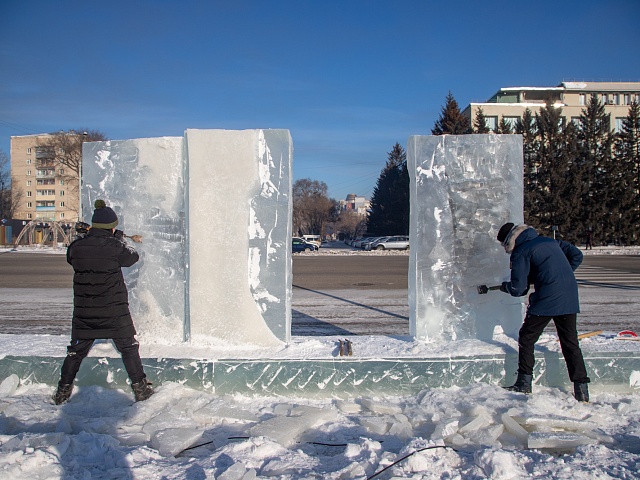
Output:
[
  {"xmin": 516, "ymin": 109, "xmax": 540, "ymax": 223},
  {"xmin": 496, "ymin": 116, "xmax": 513, "ymax": 134},
  {"xmin": 367, "ymin": 143, "xmax": 409, "ymax": 235},
  {"xmin": 432, "ymin": 92, "xmax": 471, "ymax": 135},
  {"xmin": 473, "ymin": 107, "xmax": 490, "ymax": 133},
  {"xmin": 577, "ymin": 94, "xmax": 614, "ymax": 243},
  {"xmin": 531, "ymin": 103, "xmax": 580, "ymax": 236},
  {"xmin": 613, "ymin": 101, "xmax": 640, "ymax": 243}
]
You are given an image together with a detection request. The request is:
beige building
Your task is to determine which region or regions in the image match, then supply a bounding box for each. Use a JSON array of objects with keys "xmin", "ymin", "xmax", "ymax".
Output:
[
  {"xmin": 10, "ymin": 133, "xmax": 80, "ymax": 222},
  {"xmin": 463, "ymin": 81, "xmax": 640, "ymax": 132}
]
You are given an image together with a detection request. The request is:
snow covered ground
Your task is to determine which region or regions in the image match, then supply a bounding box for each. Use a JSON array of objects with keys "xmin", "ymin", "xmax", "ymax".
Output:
[{"xmin": 0, "ymin": 245, "xmax": 639, "ymax": 479}]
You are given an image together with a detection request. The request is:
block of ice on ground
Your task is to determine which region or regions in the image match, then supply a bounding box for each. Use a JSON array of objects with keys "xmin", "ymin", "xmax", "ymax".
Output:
[
  {"xmin": 83, "ymin": 138, "xmax": 186, "ymax": 344},
  {"xmin": 335, "ymin": 400, "xmax": 362, "ymax": 414},
  {"xmin": 191, "ymin": 403, "xmax": 259, "ymax": 424},
  {"xmin": 359, "ymin": 417, "xmax": 390, "ymax": 435},
  {"xmin": 151, "ymin": 427, "xmax": 203, "ymax": 457},
  {"xmin": 249, "ymin": 405, "xmax": 337, "ymax": 446},
  {"xmin": 360, "ymin": 398, "xmax": 402, "ymax": 415},
  {"xmin": 185, "ymin": 129, "xmax": 292, "ymax": 346},
  {"xmin": 0, "ymin": 374, "xmax": 19, "ymax": 398},
  {"xmin": 501, "ymin": 413, "xmax": 528, "ymax": 444},
  {"xmin": 431, "ymin": 419, "xmax": 459, "ymax": 440},
  {"xmin": 458, "ymin": 414, "xmax": 492, "ymax": 434},
  {"xmin": 524, "ymin": 415, "xmax": 597, "ymax": 432},
  {"xmin": 527, "ymin": 431, "xmax": 596, "ymax": 449},
  {"xmin": 408, "ymin": 134, "xmax": 525, "ymax": 342}
]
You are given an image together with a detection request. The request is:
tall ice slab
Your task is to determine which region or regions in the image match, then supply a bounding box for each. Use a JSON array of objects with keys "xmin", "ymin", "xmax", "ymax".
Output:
[
  {"xmin": 407, "ymin": 134, "xmax": 525, "ymax": 342},
  {"xmin": 185, "ymin": 129, "xmax": 292, "ymax": 346}
]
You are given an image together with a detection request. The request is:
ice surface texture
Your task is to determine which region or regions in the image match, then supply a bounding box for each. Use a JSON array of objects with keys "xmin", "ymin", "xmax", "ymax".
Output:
[
  {"xmin": 407, "ymin": 134, "xmax": 525, "ymax": 342},
  {"xmin": 82, "ymin": 130, "xmax": 292, "ymax": 346}
]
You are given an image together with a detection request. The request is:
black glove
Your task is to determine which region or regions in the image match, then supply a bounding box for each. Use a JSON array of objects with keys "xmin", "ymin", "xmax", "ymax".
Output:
[
  {"xmin": 114, "ymin": 229, "xmax": 125, "ymax": 240},
  {"xmin": 500, "ymin": 281, "xmax": 509, "ymax": 293}
]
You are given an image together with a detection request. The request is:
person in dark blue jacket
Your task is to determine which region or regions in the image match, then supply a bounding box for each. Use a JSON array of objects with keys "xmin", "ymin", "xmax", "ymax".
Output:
[{"xmin": 496, "ymin": 222, "xmax": 590, "ymax": 402}]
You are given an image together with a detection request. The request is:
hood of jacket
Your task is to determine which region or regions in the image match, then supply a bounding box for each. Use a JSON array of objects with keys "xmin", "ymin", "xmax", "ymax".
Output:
[{"xmin": 504, "ymin": 224, "xmax": 537, "ymax": 253}]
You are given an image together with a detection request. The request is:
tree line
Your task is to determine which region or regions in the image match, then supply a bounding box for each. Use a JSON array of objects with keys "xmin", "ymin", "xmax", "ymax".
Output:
[{"xmin": 366, "ymin": 92, "xmax": 640, "ymax": 245}]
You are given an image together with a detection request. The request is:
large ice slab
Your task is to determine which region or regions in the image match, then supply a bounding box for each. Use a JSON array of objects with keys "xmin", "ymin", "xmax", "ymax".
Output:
[
  {"xmin": 82, "ymin": 138, "xmax": 187, "ymax": 344},
  {"xmin": 407, "ymin": 134, "xmax": 525, "ymax": 342},
  {"xmin": 184, "ymin": 129, "xmax": 292, "ymax": 346}
]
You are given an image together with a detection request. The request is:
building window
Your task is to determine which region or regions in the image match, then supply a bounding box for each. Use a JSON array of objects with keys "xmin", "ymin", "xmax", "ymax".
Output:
[
  {"xmin": 60, "ymin": 190, "xmax": 65, "ymax": 196},
  {"xmin": 60, "ymin": 201, "xmax": 65, "ymax": 207},
  {"xmin": 615, "ymin": 118, "xmax": 625, "ymax": 133},
  {"xmin": 571, "ymin": 117, "xmax": 581, "ymax": 126},
  {"xmin": 485, "ymin": 116, "xmax": 498, "ymax": 131},
  {"xmin": 27, "ymin": 148, "xmax": 32, "ymax": 154},
  {"xmin": 26, "ymin": 191, "xmax": 32, "ymax": 197},
  {"xmin": 60, "ymin": 213, "xmax": 65, "ymax": 219},
  {"xmin": 27, "ymin": 202, "xmax": 32, "ymax": 208},
  {"xmin": 27, "ymin": 213, "xmax": 32, "ymax": 219},
  {"xmin": 26, "ymin": 180, "xmax": 31, "ymax": 186},
  {"xmin": 579, "ymin": 94, "xmax": 586, "ymax": 106},
  {"xmin": 601, "ymin": 93, "xmax": 608, "ymax": 104},
  {"xmin": 26, "ymin": 159, "xmax": 31, "ymax": 165},
  {"xmin": 59, "ymin": 169, "xmax": 64, "ymax": 175},
  {"xmin": 611, "ymin": 94, "xmax": 619, "ymax": 105},
  {"xmin": 503, "ymin": 117, "xmax": 519, "ymax": 129},
  {"xmin": 26, "ymin": 170, "xmax": 31, "ymax": 176},
  {"xmin": 60, "ymin": 179, "xmax": 64, "ymax": 185},
  {"xmin": 624, "ymin": 94, "xmax": 630, "ymax": 105}
]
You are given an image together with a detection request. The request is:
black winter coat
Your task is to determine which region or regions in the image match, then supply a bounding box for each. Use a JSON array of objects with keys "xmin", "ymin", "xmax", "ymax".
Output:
[{"xmin": 66, "ymin": 228, "xmax": 139, "ymax": 339}]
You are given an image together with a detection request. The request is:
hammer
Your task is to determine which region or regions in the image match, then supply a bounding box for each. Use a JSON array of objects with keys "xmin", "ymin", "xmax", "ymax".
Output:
[{"xmin": 477, "ymin": 284, "xmax": 502, "ymax": 294}]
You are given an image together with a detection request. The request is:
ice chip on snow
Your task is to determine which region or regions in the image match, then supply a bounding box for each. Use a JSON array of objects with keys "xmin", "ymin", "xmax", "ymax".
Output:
[
  {"xmin": 360, "ymin": 398, "xmax": 402, "ymax": 415},
  {"xmin": 359, "ymin": 417, "xmax": 390, "ymax": 435},
  {"xmin": 151, "ymin": 428, "xmax": 203, "ymax": 457},
  {"xmin": 524, "ymin": 415, "xmax": 598, "ymax": 432},
  {"xmin": 501, "ymin": 413, "xmax": 528, "ymax": 445},
  {"xmin": 458, "ymin": 414, "xmax": 492, "ymax": 434},
  {"xmin": 249, "ymin": 405, "xmax": 337, "ymax": 446},
  {"xmin": 0, "ymin": 375, "xmax": 19, "ymax": 398},
  {"xmin": 408, "ymin": 134, "xmax": 525, "ymax": 341},
  {"xmin": 218, "ymin": 462, "xmax": 250, "ymax": 480},
  {"xmin": 431, "ymin": 419, "xmax": 459, "ymax": 440},
  {"xmin": 527, "ymin": 431, "xmax": 596, "ymax": 450}
]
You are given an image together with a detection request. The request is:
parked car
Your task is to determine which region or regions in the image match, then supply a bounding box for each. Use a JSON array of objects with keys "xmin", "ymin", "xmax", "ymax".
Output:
[
  {"xmin": 372, "ymin": 235, "xmax": 410, "ymax": 250},
  {"xmin": 363, "ymin": 236, "xmax": 388, "ymax": 251},
  {"xmin": 302, "ymin": 234, "xmax": 322, "ymax": 248},
  {"xmin": 292, "ymin": 237, "xmax": 319, "ymax": 252}
]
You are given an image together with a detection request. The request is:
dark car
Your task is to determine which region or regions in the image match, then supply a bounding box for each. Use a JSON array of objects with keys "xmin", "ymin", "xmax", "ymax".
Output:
[{"xmin": 292, "ymin": 237, "xmax": 319, "ymax": 253}]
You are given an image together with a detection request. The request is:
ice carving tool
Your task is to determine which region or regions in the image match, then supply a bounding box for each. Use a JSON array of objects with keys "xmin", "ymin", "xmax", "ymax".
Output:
[{"xmin": 477, "ymin": 285, "xmax": 502, "ymax": 294}]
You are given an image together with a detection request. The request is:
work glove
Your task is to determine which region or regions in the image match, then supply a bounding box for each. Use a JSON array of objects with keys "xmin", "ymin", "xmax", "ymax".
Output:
[
  {"xmin": 500, "ymin": 281, "xmax": 509, "ymax": 293},
  {"xmin": 114, "ymin": 229, "xmax": 125, "ymax": 241}
]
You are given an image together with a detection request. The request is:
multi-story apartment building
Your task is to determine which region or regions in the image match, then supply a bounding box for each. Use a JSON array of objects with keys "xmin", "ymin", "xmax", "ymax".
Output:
[
  {"xmin": 10, "ymin": 133, "xmax": 80, "ymax": 222},
  {"xmin": 463, "ymin": 81, "xmax": 640, "ymax": 132}
]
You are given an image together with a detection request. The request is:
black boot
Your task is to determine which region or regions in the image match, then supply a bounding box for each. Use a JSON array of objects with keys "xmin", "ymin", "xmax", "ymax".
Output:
[
  {"xmin": 504, "ymin": 373, "xmax": 532, "ymax": 394},
  {"xmin": 574, "ymin": 382, "xmax": 589, "ymax": 403},
  {"xmin": 52, "ymin": 382, "xmax": 73, "ymax": 405},
  {"xmin": 131, "ymin": 378, "xmax": 154, "ymax": 402}
]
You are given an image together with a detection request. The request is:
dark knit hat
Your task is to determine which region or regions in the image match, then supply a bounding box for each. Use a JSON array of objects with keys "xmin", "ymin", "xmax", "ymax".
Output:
[
  {"xmin": 497, "ymin": 222, "xmax": 515, "ymax": 244},
  {"xmin": 92, "ymin": 199, "xmax": 119, "ymax": 229}
]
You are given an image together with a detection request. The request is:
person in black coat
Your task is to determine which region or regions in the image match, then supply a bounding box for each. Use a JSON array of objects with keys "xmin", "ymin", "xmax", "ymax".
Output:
[
  {"xmin": 53, "ymin": 200, "xmax": 154, "ymax": 404},
  {"xmin": 497, "ymin": 222, "xmax": 590, "ymax": 402}
]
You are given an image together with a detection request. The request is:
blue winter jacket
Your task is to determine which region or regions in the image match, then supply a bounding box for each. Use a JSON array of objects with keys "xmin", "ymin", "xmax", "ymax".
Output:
[{"xmin": 503, "ymin": 226, "xmax": 582, "ymax": 316}]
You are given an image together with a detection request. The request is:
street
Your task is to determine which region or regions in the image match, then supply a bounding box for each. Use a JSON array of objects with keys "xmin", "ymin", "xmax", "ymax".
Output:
[{"xmin": 1, "ymin": 247, "xmax": 639, "ymax": 336}]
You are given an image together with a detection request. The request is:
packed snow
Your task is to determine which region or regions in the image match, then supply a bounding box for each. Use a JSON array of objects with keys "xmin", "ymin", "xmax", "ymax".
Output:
[{"xmin": 0, "ymin": 374, "xmax": 639, "ymax": 479}]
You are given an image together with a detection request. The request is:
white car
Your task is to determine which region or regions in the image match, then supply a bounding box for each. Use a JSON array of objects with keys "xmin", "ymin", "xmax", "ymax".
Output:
[{"xmin": 372, "ymin": 235, "xmax": 410, "ymax": 250}]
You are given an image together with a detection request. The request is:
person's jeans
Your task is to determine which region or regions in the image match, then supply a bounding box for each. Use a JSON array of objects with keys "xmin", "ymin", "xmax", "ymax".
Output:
[
  {"xmin": 518, "ymin": 313, "xmax": 590, "ymax": 383},
  {"xmin": 60, "ymin": 337, "xmax": 146, "ymax": 385}
]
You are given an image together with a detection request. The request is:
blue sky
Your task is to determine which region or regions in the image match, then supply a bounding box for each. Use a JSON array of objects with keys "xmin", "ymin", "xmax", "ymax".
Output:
[{"xmin": 1, "ymin": 0, "xmax": 639, "ymax": 201}]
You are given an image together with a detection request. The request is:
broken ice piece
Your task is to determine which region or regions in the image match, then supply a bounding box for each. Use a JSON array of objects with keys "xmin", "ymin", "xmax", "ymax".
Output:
[
  {"xmin": 527, "ymin": 432, "xmax": 596, "ymax": 450},
  {"xmin": 431, "ymin": 419, "xmax": 459, "ymax": 440},
  {"xmin": 0, "ymin": 375, "xmax": 19, "ymax": 398},
  {"xmin": 458, "ymin": 414, "xmax": 492, "ymax": 434},
  {"xmin": 335, "ymin": 400, "xmax": 362, "ymax": 414},
  {"xmin": 151, "ymin": 428, "xmax": 204, "ymax": 457},
  {"xmin": 501, "ymin": 413, "xmax": 528, "ymax": 444},
  {"xmin": 359, "ymin": 417, "xmax": 390, "ymax": 435},
  {"xmin": 360, "ymin": 398, "xmax": 402, "ymax": 415},
  {"xmin": 524, "ymin": 416, "xmax": 597, "ymax": 432}
]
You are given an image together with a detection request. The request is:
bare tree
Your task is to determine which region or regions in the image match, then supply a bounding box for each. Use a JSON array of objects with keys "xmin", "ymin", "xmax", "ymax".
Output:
[
  {"xmin": 335, "ymin": 210, "xmax": 367, "ymax": 240},
  {"xmin": 0, "ymin": 150, "xmax": 23, "ymax": 219},
  {"xmin": 292, "ymin": 178, "xmax": 338, "ymax": 237},
  {"xmin": 39, "ymin": 129, "xmax": 108, "ymax": 219}
]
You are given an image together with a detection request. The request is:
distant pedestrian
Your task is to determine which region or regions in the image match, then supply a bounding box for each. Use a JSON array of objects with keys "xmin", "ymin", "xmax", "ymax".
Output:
[
  {"xmin": 585, "ymin": 229, "xmax": 593, "ymax": 250},
  {"xmin": 496, "ymin": 222, "xmax": 590, "ymax": 402},
  {"xmin": 53, "ymin": 200, "xmax": 154, "ymax": 404}
]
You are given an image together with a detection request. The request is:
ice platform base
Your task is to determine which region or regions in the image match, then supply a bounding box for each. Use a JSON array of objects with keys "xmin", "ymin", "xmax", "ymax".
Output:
[{"xmin": 1, "ymin": 351, "xmax": 639, "ymax": 397}]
